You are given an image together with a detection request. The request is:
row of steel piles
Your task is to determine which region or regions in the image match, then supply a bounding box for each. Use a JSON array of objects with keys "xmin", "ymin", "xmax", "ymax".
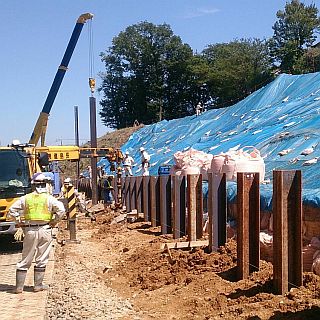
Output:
[{"xmin": 122, "ymin": 170, "xmax": 302, "ymax": 295}]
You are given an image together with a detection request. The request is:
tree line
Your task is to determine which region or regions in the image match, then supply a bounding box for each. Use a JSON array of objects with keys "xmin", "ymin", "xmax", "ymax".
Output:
[{"xmin": 99, "ymin": 0, "xmax": 320, "ymax": 129}]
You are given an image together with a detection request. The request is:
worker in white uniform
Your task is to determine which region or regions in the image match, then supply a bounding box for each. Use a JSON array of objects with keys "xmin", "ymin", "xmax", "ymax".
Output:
[
  {"xmin": 140, "ymin": 147, "xmax": 151, "ymax": 176},
  {"xmin": 8, "ymin": 173, "xmax": 65, "ymax": 294},
  {"xmin": 122, "ymin": 151, "xmax": 135, "ymax": 176}
]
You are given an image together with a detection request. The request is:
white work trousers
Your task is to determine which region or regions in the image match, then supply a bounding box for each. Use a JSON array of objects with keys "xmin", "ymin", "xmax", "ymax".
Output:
[
  {"xmin": 17, "ymin": 226, "xmax": 53, "ymax": 271},
  {"xmin": 142, "ymin": 162, "xmax": 150, "ymax": 176},
  {"xmin": 124, "ymin": 165, "xmax": 133, "ymax": 176}
]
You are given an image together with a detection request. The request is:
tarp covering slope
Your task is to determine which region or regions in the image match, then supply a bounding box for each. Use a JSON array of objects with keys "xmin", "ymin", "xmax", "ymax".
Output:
[{"xmin": 99, "ymin": 72, "xmax": 320, "ymax": 208}]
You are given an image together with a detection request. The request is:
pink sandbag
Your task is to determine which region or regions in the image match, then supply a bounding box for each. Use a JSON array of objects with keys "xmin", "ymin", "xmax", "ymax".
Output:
[
  {"xmin": 219, "ymin": 146, "xmax": 265, "ymax": 182},
  {"xmin": 211, "ymin": 154, "xmax": 225, "ymax": 173},
  {"xmin": 172, "ymin": 148, "xmax": 212, "ymax": 178},
  {"xmin": 221, "ymin": 155, "xmax": 237, "ymax": 180},
  {"xmin": 312, "ymin": 252, "xmax": 320, "ymax": 276},
  {"xmin": 299, "ymin": 237, "xmax": 320, "ymax": 272},
  {"xmin": 260, "ymin": 212, "xmax": 271, "ymax": 230},
  {"xmin": 169, "ymin": 165, "xmax": 183, "ymax": 176},
  {"xmin": 181, "ymin": 166, "xmax": 201, "ymax": 175},
  {"xmin": 303, "ymin": 245, "xmax": 318, "ymax": 272}
]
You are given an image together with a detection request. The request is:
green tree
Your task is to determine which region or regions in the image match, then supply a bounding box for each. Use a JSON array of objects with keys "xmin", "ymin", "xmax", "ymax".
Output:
[
  {"xmin": 99, "ymin": 22, "xmax": 195, "ymax": 129},
  {"xmin": 202, "ymin": 39, "xmax": 273, "ymax": 108},
  {"xmin": 269, "ymin": 0, "xmax": 320, "ymax": 74}
]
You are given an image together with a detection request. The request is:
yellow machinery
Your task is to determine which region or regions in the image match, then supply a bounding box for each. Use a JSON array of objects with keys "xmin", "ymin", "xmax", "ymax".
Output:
[
  {"xmin": 0, "ymin": 13, "xmax": 124, "ymax": 235},
  {"xmin": 0, "ymin": 143, "xmax": 123, "ymax": 235}
]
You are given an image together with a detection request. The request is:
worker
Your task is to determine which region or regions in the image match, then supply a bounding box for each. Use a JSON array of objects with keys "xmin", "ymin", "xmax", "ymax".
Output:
[
  {"xmin": 123, "ymin": 151, "xmax": 135, "ymax": 176},
  {"xmin": 8, "ymin": 173, "xmax": 65, "ymax": 293},
  {"xmin": 60, "ymin": 177, "xmax": 72, "ymax": 198},
  {"xmin": 87, "ymin": 165, "xmax": 92, "ymax": 179},
  {"xmin": 140, "ymin": 147, "xmax": 151, "ymax": 176},
  {"xmin": 43, "ymin": 171, "xmax": 54, "ymax": 195},
  {"xmin": 102, "ymin": 175, "xmax": 114, "ymax": 212},
  {"xmin": 196, "ymin": 102, "xmax": 202, "ymax": 116}
]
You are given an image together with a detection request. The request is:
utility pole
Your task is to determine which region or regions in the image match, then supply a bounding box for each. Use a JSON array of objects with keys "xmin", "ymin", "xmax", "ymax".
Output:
[
  {"xmin": 74, "ymin": 106, "xmax": 80, "ymax": 188},
  {"xmin": 89, "ymin": 96, "xmax": 98, "ymax": 205}
]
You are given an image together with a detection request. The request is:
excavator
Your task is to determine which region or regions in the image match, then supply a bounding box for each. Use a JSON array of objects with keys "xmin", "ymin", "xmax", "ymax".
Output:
[{"xmin": 0, "ymin": 13, "xmax": 123, "ymax": 236}]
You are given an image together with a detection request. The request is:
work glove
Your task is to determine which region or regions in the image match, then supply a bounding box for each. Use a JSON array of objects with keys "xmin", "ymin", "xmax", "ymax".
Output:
[
  {"xmin": 14, "ymin": 228, "xmax": 24, "ymax": 241},
  {"xmin": 49, "ymin": 221, "xmax": 57, "ymax": 228},
  {"xmin": 51, "ymin": 227, "xmax": 59, "ymax": 239}
]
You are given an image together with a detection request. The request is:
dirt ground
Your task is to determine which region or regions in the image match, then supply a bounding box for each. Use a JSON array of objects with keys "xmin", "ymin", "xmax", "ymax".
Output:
[{"xmin": 49, "ymin": 209, "xmax": 320, "ymax": 320}]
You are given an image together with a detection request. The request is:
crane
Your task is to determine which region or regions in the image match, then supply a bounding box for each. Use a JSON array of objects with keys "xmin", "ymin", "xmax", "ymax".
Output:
[{"xmin": 29, "ymin": 13, "xmax": 93, "ymax": 147}]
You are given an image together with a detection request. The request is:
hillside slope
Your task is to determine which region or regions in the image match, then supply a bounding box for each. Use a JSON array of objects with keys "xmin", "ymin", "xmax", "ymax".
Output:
[
  {"xmin": 96, "ymin": 125, "xmax": 143, "ymax": 149},
  {"xmin": 118, "ymin": 72, "xmax": 320, "ymax": 191}
]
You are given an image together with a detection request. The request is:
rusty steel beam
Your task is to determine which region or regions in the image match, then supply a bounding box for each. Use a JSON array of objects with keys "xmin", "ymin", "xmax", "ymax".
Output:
[
  {"xmin": 129, "ymin": 177, "xmax": 137, "ymax": 211},
  {"xmin": 121, "ymin": 177, "xmax": 125, "ymax": 206},
  {"xmin": 237, "ymin": 172, "xmax": 260, "ymax": 280},
  {"xmin": 273, "ymin": 170, "xmax": 302, "ymax": 295},
  {"xmin": 187, "ymin": 174, "xmax": 200, "ymax": 241},
  {"xmin": 196, "ymin": 174, "xmax": 203, "ymax": 239},
  {"xmin": 150, "ymin": 176, "xmax": 160, "ymax": 227},
  {"xmin": 159, "ymin": 175, "xmax": 172, "ymax": 234},
  {"xmin": 124, "ymin": 177, "xmax": 130, "ymax": 213},
  {"xmin": 142, "ymin": 176, "xmax": 150, "ymax": 221},
  {"xmin": 207, "ymin": 173, "xmax": 227, "ymax": 253},
  {"xmin": 172, "ymin": 175, "xmax": 186, "ymax": 239},
  {"xmin": 112, "ymin": 176, "xmax": 118, "ymax": 204},
  {"xmin": 136, "ymin": 176, "xmax": 143, "ymax": 214}
]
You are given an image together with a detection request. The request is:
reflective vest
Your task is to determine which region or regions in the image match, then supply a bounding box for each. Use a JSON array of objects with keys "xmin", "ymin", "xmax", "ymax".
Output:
[{"xmin": 24, "ymin": 193, "xmax": 52, "ymax": 221}]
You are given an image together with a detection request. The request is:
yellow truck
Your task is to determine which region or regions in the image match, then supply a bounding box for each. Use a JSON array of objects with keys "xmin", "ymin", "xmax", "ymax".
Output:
[
  {"xmin": 0, "ymin": 144, "xmax": 41, "ymax": 234},
  {"xmin": 0, "ymin": 143, "xmax": 123, "ymax": 235}
]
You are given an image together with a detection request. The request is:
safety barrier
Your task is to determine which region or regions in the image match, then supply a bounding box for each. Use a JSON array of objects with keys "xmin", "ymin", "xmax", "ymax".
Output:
[
  {"xmin": 64, "ymin": 184, "xmax": 80, "ymax": 243},
  {"xmin": 122, "ymin": 170, "xmax": 302, "ymax": 295}
]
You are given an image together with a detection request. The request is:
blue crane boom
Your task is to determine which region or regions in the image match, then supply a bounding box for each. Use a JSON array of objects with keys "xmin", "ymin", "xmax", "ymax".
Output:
[{"xmin": 29, "ymin": 13, "xmax": 93, "ymax": 146}]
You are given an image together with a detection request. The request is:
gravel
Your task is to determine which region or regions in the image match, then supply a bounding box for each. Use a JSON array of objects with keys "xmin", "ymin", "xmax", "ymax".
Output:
[{"xmin": 45, "ymin": 223, "xmax": 138, "ymax": 320}]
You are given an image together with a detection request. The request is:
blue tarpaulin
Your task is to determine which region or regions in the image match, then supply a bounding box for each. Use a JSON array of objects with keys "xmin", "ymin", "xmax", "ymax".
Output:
[{"xmin": 98, "ymin": 72, "xmax": 320, "ymax": 209}]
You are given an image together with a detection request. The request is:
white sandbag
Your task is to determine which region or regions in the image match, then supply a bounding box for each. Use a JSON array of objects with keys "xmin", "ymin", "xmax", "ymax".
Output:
[
  {"xmin": 220, "ymin": 146, "xmax": 265, "ymax": 182},
  {"xmin": 312, "ymin": 251, "xmax": 320, "ymax": 276},
  {"xmin": 260, "ymin": 231, "xmax": 273, "ymax": 262}
]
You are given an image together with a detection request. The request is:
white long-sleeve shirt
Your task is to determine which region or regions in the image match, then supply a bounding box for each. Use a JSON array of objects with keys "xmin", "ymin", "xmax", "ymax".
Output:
[
  {"xmin": 8, "ymin": 191, "xmax": 65, "ymax": 224},
  {"xmin": 123, "ymin": 155, "xmax": 134, "ymax": 167},
  {"xmin": 141, "ymin": 150, "xmax": 150, "ymax": 163}
]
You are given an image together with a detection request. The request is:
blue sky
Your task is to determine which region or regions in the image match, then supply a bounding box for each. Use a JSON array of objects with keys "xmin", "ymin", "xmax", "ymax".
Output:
[{"xmin": 1, "ymin": 0, "xmax": 319, "ymax": 146}]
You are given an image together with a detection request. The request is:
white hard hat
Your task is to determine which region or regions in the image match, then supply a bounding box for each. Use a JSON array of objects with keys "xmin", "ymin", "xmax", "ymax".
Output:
[
  {"xmin": 12, "ymin": 139, "xmax": 21, "ymax": 146},
  {"xmin": 125, "ymin": 151, "xmax": 129, "ymax": 155},
  {"xmin": 31, "ymin": 173, "xmax": 47, "ymax": 183},
  {"xmin": 43, "ymin": 172, "xmax": 53, "ymax": 182},
  {"xmin": 139, "ymin": 147, "xmax": 145, "ymax": 152},
  {"xmin": 64, "ymin": 177, "xmax": 71, "ymax": 183}
]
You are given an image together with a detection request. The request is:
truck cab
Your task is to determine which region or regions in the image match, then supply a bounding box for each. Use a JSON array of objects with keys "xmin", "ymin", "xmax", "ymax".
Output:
[{"xmin": 0, "ymin": 147, "xmax": 34, "ymax": 234}]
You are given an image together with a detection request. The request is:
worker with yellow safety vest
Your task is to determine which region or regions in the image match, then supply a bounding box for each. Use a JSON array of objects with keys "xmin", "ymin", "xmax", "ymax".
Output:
[{"xmin": 8, "ymin": 173, "xmax": 65, "ymax": 294}]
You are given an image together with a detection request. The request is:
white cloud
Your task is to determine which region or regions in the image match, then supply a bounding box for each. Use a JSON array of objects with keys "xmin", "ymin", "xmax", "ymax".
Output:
[{"xmin": 184, "ymin": 7, "xmax": 220, "ymax": 19}]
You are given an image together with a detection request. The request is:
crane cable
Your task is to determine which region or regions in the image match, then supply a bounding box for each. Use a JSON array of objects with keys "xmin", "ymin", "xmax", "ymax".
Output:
[{"xmin": 88, "ymin": 18, "xmax": 95, "ymax": 95}]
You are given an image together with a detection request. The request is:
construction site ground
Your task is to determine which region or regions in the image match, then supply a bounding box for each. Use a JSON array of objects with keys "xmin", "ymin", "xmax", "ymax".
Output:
[
  {"xmin": 51, "ymin": 209, "xmax": 320, "ymax": 319},
  {"xmin": 2, "ymin": 208, "xmax": 320, "ymax": 319}
]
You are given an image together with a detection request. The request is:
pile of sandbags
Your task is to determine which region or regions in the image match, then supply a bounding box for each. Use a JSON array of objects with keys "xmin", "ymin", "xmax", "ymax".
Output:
[
  {"xmin": 260, "ymin": 233, "xmax": 320, "ymax": 275},
  {"xmin": 303, "ymin": 237, "xmax": 320, "ymax": 273},
  {"xmin": 169, "ymin": 146, "xmax": 265, "ymax": 182},
  {"xmin": 170, "ymin": 148, "xmax": 213, "ymax": 179},
  {"xmin": 260, "ymin": 231, "xmax": 273, "ymax": 262},
  {"xmin": 211, "ymin": 146, "xmax": 265, "ymax": 183}
]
